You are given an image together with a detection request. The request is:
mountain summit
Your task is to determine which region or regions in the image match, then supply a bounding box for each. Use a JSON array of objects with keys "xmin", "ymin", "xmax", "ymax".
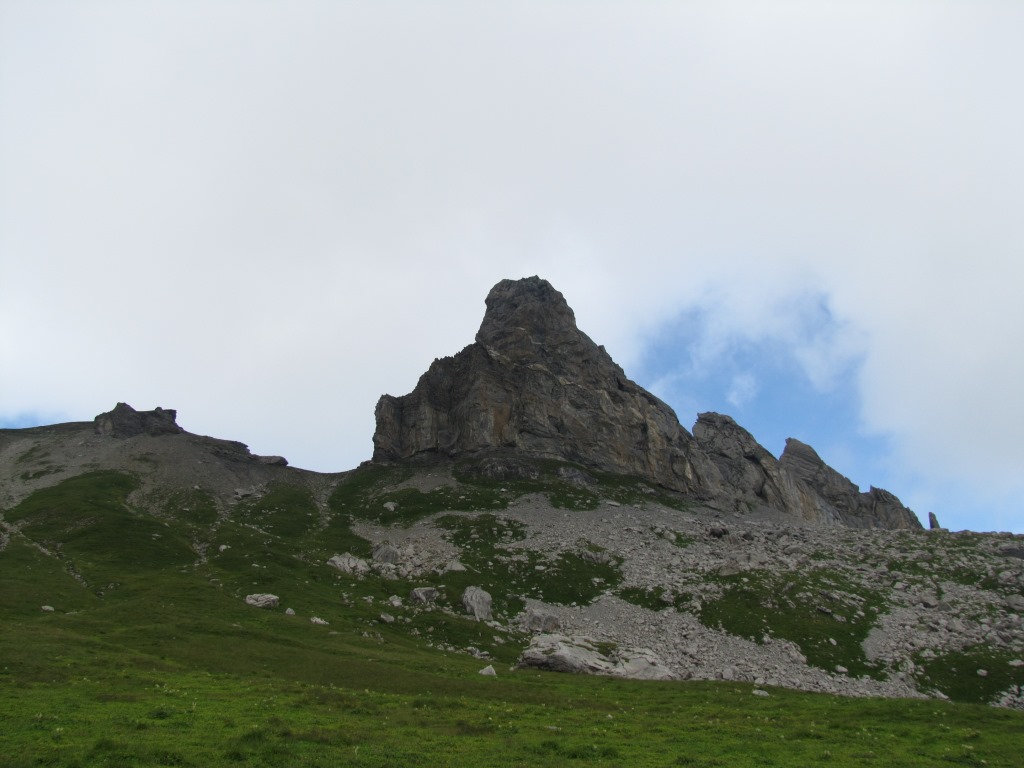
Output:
[{"xmin": 373, "ymin": 276, "xmax": 920, "ymax": 530}]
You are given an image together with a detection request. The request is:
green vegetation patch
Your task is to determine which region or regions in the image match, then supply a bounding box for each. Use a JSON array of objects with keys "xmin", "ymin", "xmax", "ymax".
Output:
[
  {"xmin": 5, "ymin": 471, "xmax": 195, "ymax": 589},
  {"xmin": 235, "ymin": 483, "xmax": 319, "ymax": 539},
  {"xmin": 914, "ymin": 646, "xmax": 1024, "ymax": 704},
  {"xmin": 699, "ymin": 569, "xmax": 888, "ymax": 678},
  {"xmin": 328, "ymin": 464, "xmax": 506, "ymax": 526},
  {"xmin": 161, "ymin": 487, "xmax": 219, "ymax": 528},
  {"xmin": 2, "ymin": 651, "xmax": 1023, "ymax": 767}
]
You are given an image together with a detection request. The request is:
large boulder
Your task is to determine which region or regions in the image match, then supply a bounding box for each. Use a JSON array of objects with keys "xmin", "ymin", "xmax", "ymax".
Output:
[
  {"xmin": 327, "ymin": 553, "xmax": 370, "ymax": 575},
  {"xmin": 245, "ymin": 593, "xmax": 279, "ymax": 609},
  {"xmin": 372, "ymin": 543, "xmax": 402, "ymax": 565},
  {"xmin": 462, "ymin": 586, "xmax": 493, "ymax": 621},
  {"xmin": 517, "ymin": 634, "xmax": 675, "ymax": 680},
  {"xmin": 410, "ymin": 587, "xmax": 440, "ymax": 604},
  {"xmin": 522, "ymin": 607, "xmax": 561, "ymax": 633}
]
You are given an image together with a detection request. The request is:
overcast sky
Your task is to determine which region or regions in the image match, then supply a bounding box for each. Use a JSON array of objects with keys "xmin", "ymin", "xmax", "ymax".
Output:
[{"xmin": 2, "ymin": 2, "xmax": 1022, "ymax": 533}]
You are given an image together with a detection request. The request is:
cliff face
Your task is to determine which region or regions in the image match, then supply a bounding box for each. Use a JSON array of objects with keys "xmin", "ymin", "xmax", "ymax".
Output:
[
  {"xmin": 373, "ymin": 277, "xmax": 714, "ymax": 495},
  {"xmin": 373, "ymin": 276, "xmax": 921, "ymax": 530}
]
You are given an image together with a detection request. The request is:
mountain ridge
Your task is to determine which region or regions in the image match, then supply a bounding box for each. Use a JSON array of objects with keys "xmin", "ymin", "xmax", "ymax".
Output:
[{"xmin": 374, "ymin": 276, "xmax": 919, "ymax": 530}]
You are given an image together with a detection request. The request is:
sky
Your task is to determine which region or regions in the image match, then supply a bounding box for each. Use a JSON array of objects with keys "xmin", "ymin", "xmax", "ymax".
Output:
[{"xmin": 2, "ymin": 2, "xmax": 1022, "ymax": 533}]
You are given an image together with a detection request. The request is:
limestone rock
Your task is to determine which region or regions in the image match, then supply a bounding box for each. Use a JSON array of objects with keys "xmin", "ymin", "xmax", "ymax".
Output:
[
  {"xmin": 929, "ymin": 511, "xmax": 941, "ymax": 529},
  {"xmin": 410, "ymin": 587, "xmax": 440, "ymax": 604},
  {"xmin": 479, "ymin": 665, "xmax": 497, "ymax": 676},
  {"xmin": 245, "ymin": 593, "xmax": 279, "ymax": 609},
  {"xmin": 372, "ymin": 543, "xmax": 401, "ymax": 565},
  {"xmin": 327, "ymin": 553, "xmax": 369, "ymax": 575},
  {"xmin": 517, "ymin": 634, "xmax": 675, "ymax": 680},
  {"xmin": 462, "ymin": 586, "xmax": 493, "ymax": 621},
  {"xmin": 94, "ymin": 402, "xmax": 183, "ymax": 438},
  {"xmin": 523, "ymin": 608, "xmax": 561, "ymax": 633},
  {"xmin": 373, "ymin": 276, "xmax": 714, "ymax": 496},
  {"xmin": 779, "ymin": 439, "xmax": 920, "ymax": 529}
]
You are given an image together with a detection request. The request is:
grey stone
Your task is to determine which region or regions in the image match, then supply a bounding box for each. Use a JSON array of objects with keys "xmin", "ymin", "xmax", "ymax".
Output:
[
  {"xmin": 479, "ymin": 665, "xmax": 497, "ymax": 676},
  {"xmin": 256, "ymin": 455, "xmax": 288, "ymax": 466},
  {"xmin": 372, "ymin": 543, "xmax": 401, "ymax": 565},
  {"xmin": 410, "ymin": 587, "xmax": 440, "ymax": 604},
  {"xmin": 524, "ymin": 608, "xmax": 561, "ymax": 633},
  {"xmin": 327, "ymin": 553, "xmax": 369, "ymax": 575},
  {"xmin": 462, "ymin": 586, "xmax": 493, "ymax": 621},
  {"xmin": 517, "ymin": 634, "xmax": 674, "ymax": 680},
  {"xmin": 245, "ymin": 593, "xmax": 279, "ymax": 609}
]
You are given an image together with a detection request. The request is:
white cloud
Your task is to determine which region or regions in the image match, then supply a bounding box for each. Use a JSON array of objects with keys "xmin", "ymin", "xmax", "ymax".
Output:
[
  {"xmin": 1, "ymin": 2, "xmax": 1022, "ymax": 530},
  {"xmin": 726, "ymin": 374, "xmax": 758, "ymax": 410}
]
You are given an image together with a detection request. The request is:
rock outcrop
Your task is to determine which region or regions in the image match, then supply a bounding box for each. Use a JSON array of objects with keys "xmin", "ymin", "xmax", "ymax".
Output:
[
  {"xmin": 517, "ymin": 634, "xmax": 676, "ymax": 680},
  {"xmin": 779, "ymin": 439, "xmax": 919, "ymax": 529},
  {"xmin": 373, "ymin": 277, "xmax": 715, "ymax": 495},
  {"xmin": 372, "ymin": 277, "xmax": 920, "ymax": 530},
  {"xmin": 94, "ymin": 402, "xmax": 183, "ymax": 437},
  {"xmin": 245, "ymin": 593, "xmax": 279, "ymax": 609},
  {"xmin": 692, "ymin": 414, "xmax": 919, "ymax": 529},
  {"xmin": 462, "ymin": 586, "xmax": 493, "ymax": 621}
]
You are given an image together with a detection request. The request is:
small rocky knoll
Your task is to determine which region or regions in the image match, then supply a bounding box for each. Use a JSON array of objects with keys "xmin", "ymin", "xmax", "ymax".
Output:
[
  {"xmin": 0, "ymin": 403, "xmax": 328, "ymax": 515},
  {"xmin": 373, "ymin": 276, "xmax": 920, "ymax": 530}
]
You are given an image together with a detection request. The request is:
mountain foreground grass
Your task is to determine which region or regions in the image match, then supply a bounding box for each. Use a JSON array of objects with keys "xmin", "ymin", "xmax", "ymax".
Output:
[{"xmin": 2, "ymin": 470, "xmax": 1023, "ymax": 766}]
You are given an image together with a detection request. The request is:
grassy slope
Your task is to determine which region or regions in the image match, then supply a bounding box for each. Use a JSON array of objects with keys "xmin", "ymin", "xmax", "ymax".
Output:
[{"xmin": 1, "ymin": 469, "xmax": 1023, "ymax": 767}]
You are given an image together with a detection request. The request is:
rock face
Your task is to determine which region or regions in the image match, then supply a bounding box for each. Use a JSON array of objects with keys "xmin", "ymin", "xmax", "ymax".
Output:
[
  {"xmin": 372, "ymin": 276, "xmax": 920, "ymax": 530},
  {"xmin": 692, "ymin": 415, "xmax": 920, "ymax": 529},
  {"xmin": 779, "ymin": 439, "xmax": 919, "ymax": 529},
  {"xmin": 374, "ymin": 277, "xmax": 714, "ymax": 495},
  {"xmin": 94, "ymin": 402, "xmax": 183, "ymax": 438}
]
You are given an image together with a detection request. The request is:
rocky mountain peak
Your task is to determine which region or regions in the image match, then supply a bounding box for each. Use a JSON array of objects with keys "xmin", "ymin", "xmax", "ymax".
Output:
[
  {"xmin": 373, "ymin": 277, "xmax": 920, "ymax": 530},
  {"xmin": 475, "ymin": 276, "xmax": 588, "ymax": 362}
]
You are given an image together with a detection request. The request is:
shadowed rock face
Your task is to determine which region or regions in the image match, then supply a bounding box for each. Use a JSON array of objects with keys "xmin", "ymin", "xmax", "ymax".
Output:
[{"xmin": 373, "ymin": 276, "xmax": 921, "ymax": 530}]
